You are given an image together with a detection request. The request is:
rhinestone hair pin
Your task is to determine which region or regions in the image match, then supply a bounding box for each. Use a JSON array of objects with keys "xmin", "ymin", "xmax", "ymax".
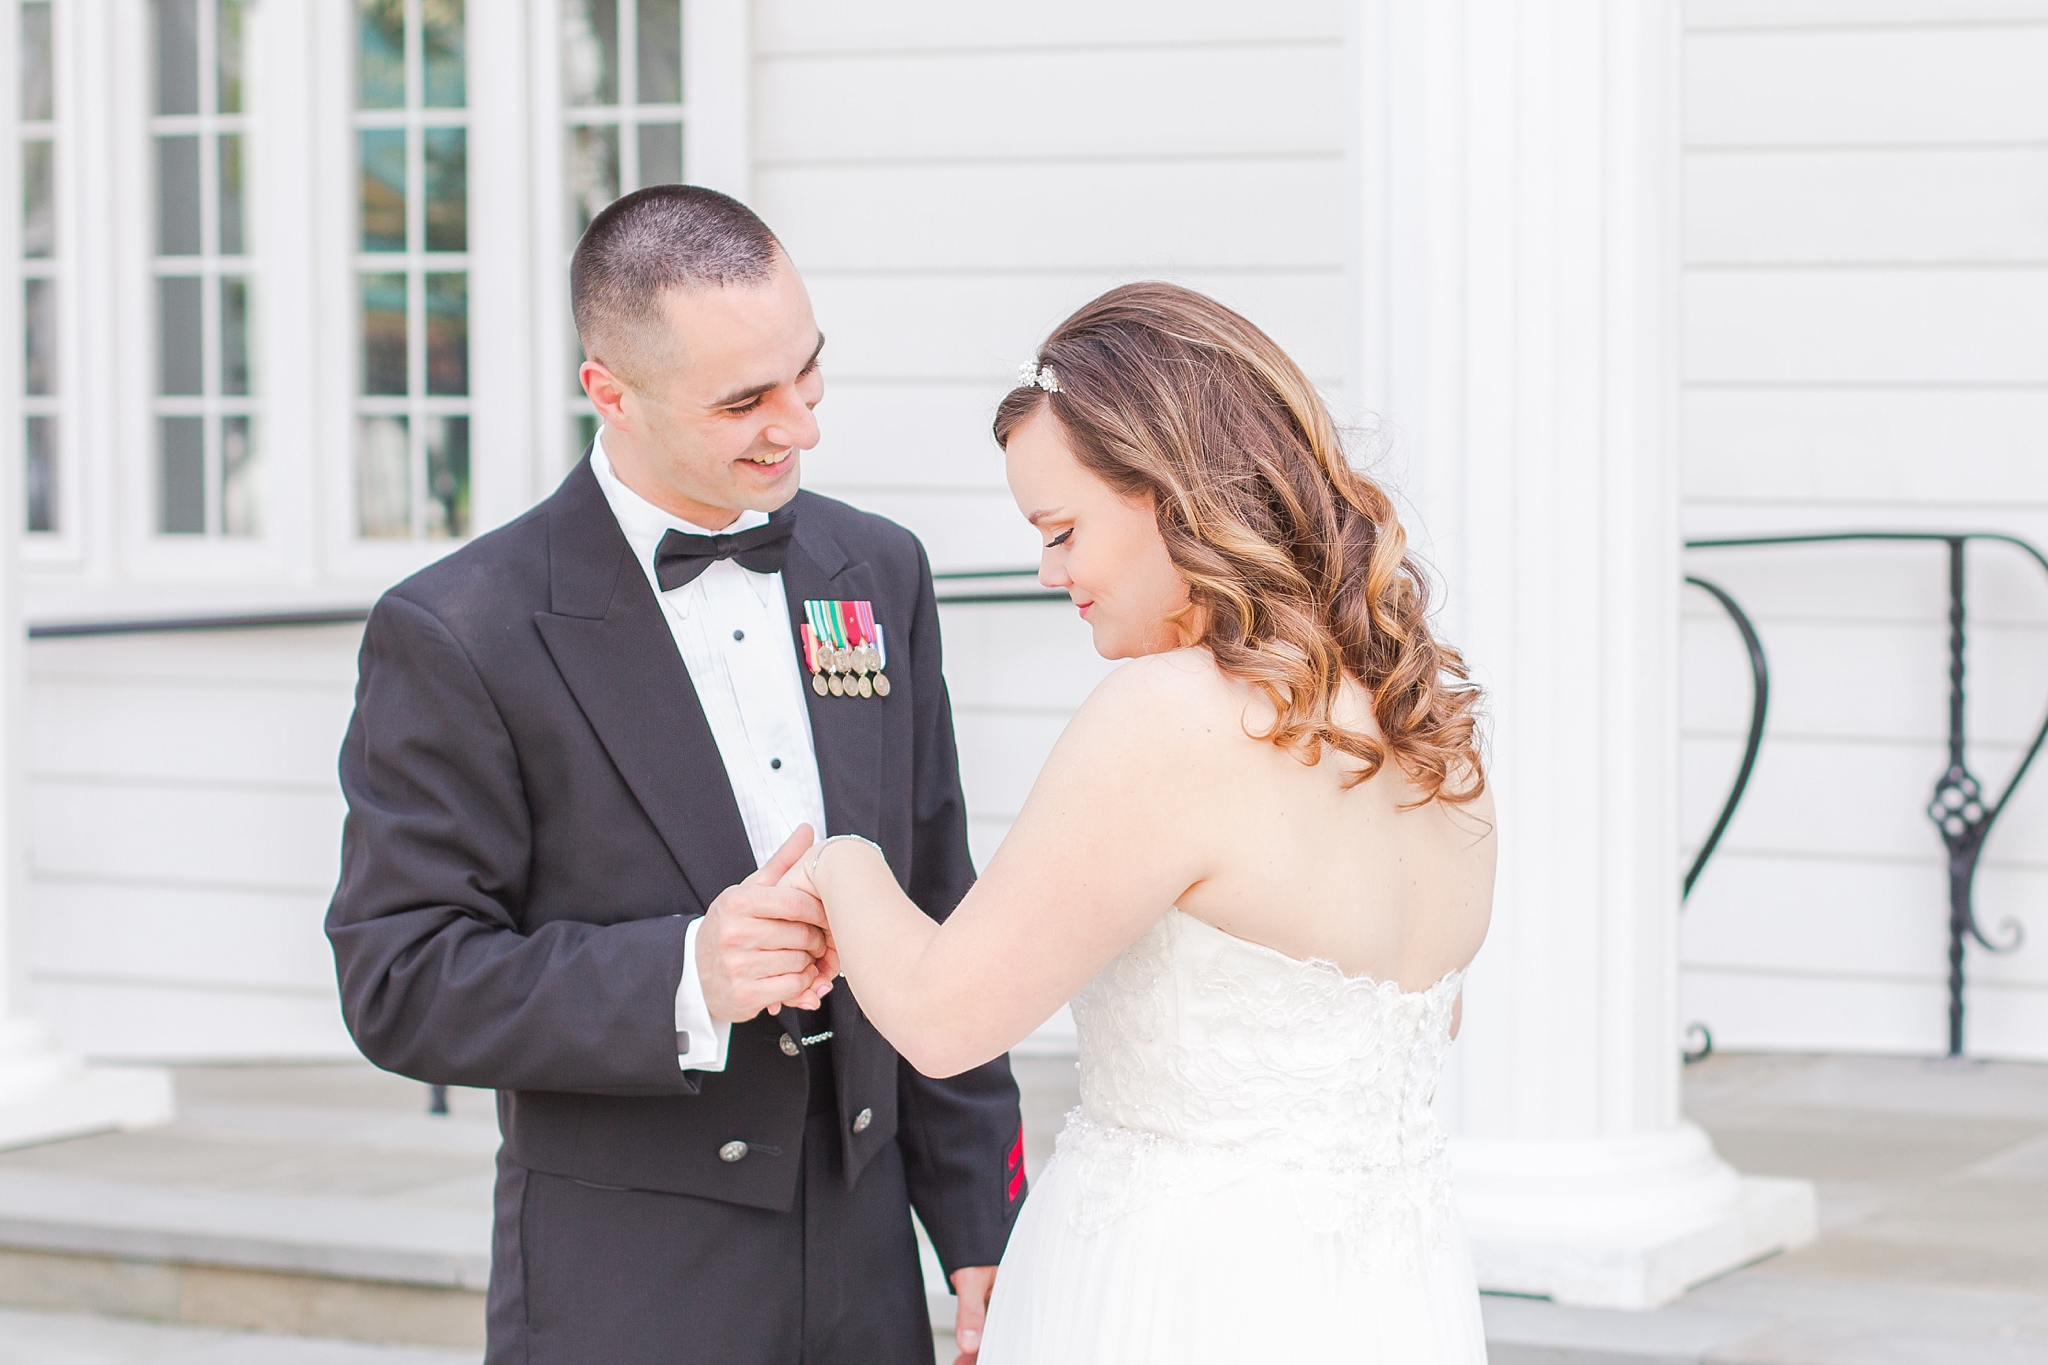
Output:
[{"xmin": 1017, "ymin": 359, "xmax": 1062, "ymax": 393}]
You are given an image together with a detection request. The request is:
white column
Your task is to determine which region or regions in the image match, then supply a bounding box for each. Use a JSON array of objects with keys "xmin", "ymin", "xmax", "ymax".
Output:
[
  {"xmin": 0, "ymin": 0, "xmax": 171, "ymax": 1149},
  {"xmin": 1349, "ymin": 0, "xmax": 1813, "ymax": 1309}
]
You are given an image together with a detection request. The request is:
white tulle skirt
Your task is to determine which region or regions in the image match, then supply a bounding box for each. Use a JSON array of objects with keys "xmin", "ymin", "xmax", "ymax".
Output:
[{"xmin": 977, "ymin": 1133, "xmax": 1490, "ymax": 1364}]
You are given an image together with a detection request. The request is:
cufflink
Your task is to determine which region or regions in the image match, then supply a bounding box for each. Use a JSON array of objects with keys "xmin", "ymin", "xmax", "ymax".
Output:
[{"xmin": 676, "ymin": 1030, "xmax": 691, "ymax": 1054}]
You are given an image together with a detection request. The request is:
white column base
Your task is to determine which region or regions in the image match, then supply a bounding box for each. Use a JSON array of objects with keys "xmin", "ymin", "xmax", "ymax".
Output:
[
  {"xmin": 1453, "ymin": 1122, "xmax": 1817, "ymax": 1309},
  {"xmin": 0, "ymin": 1018, "xmax": 173, "ymax": 1151}
]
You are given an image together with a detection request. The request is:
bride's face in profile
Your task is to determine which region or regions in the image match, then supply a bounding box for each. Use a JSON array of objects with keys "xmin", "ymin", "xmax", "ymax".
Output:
[{"xmin": 1004, "ymin": 406, "xmax": 1191, "ymax": 660}]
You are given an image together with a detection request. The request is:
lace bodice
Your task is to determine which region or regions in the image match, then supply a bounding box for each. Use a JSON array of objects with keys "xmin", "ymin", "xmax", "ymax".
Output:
[{"xmin": 1050, "ymin": 909, "xmax": 1464, "ymax": 1244}]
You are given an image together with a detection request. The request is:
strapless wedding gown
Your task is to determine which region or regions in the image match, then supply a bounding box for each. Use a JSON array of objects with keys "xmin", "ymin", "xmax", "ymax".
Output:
[{"xmin": 978, "ymin": 909, "xmax": 1488, "ymax": 1363}]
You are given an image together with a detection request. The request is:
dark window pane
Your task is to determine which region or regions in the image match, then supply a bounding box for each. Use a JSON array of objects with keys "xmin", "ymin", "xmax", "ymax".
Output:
[
  {"xmin": 24, "ymin": 278, "xmax": 55, "ymax": 395},
  {"xmin": 158, "ymin": 276, "xmax": 203, "ymax": 395},
  {"xmin": 637, "ymin": 123, "xmax": 681, "ymax": 189},
  {"xmin": 425, "ymin": 415, "xmax": 469, "ymax": 538},
  {"xmin": 155, "ymin": 0, "xmax": 198, "ymax": 114},
  {"xmin": 360, "ymin": 272, "xmax": 407, "ymax": 394},
  {"xmin": 217, "ymin": 0, "xmax": 244, "ymax": 113},
  {"xmin": 159, "ymin": 416, "xmax": 205, "ymax": 533},
  {"xmin": 357, "ymin": 415, "xmax": 411, "ymax": 536},
  {"xmin": 21, "ymin": 2, "xmax": 53, "ymax": 122},
  {"xmin": 424, "ymin": 127, "xmax": 466, "ymax": 251},
  {"xmin": 157, "ymin": 135, "xmax": 201, "ymax": 255},
  {"xmin": 566, "ymin": 124, "xmax": 618, "ymax": 238},
  {"xmin": 359, "ymin": 128, "xmax": 406, "ymax": 252},
  {"xmin": 425, "ymin": 272, "xmax": 467, "ymax": 395},
  {"xmin": 219, "ymin": 133, "xmax": 244, "ymax": 254},
  {"xmin": 637, "ymin": 0, "xmax": 681, "ymax": 103},
  {"xmin": 23, "ymin": 139, "xmax": 54, "ymax": 258},
  {"xmin": 25, "ymin": 416, "xmax": 56, "ymax": 532},
  {"xmin": 422, "ymin": 0, "xmax": 464, "ymax": 108},
  {"xmin": 358, "ymin": 0, "xmax": 404, "ymax": 109},
  {"xmin": 562, "ymin": 0, "xmax": 617, "ymax": 106},
  {"xmin": 221, "ymin": 415, "xmax": 258, "ymax": 535},
  {"xmin": 221, "ymin": 276, "xmax": 250, "ymax": 395}
]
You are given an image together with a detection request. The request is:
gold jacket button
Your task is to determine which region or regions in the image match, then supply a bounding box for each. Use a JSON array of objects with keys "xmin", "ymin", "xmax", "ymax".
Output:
[
  {"xmin": 851, "ymin": 1107, "xmax": 873, "ymax": 1134},
  {"xmin": 718, "ymin": 1140, "xmax": 749, "ymax": 1163},
  {"xmin": 780, "ymin": 1034, "xmax": 800, "ymax": 1057}
]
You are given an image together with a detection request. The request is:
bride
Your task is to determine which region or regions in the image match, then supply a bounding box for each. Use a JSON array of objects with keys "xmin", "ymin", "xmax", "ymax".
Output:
[{"xmin": 782, "ymin": 282, "xmax": 1495, "ymax": 1362}]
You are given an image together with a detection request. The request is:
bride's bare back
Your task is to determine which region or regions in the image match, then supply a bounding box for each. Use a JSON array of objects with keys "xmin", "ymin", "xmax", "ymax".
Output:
[{"xmin": 1161, "ymin": 651, "xmax": 1494, "ymax": 994}]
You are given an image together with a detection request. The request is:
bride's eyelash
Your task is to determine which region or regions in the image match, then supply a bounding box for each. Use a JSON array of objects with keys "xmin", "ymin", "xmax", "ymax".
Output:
[{"xmin": 1046, "ymin": 529, "xmax": 1073, "ymax": 549}]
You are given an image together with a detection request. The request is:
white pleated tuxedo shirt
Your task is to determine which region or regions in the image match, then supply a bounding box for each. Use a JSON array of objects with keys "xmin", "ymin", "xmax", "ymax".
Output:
[{"xmin": 590, "ymin": 433, "xmax": 829, "ymax": 1072}]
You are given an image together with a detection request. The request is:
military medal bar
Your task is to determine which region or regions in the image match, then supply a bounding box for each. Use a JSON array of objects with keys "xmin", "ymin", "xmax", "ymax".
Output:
[{"xmin": 800, "ymin": 600, "xmax": 890, "ymax": 699}]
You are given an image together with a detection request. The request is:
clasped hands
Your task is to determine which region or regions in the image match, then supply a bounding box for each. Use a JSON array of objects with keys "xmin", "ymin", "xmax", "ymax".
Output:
[{"xmin": 696, "ymin": 824, "xmax": 839, "ymax": 1023}]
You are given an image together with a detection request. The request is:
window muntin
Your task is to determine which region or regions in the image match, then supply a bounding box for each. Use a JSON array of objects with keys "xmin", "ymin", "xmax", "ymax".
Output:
[
  {"xmin": 21, "ymin": 0, "xmax": 57, "ymax": 533},
  {"xmin": 353, "ymin": 0, "xmax": 470, "ymax": 541},
  {"xmin": 562, "ymin": 0, "xmax": 683, "ymax": 454},
  {"xmin": 150, "ymin": 0, "xmax": 258, "ymax": 537}
]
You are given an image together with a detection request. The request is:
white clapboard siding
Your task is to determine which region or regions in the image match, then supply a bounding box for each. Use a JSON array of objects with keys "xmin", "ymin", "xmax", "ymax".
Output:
[
  {"xmin": 1684, "ymin": 389, "xmax": 2048, "ymax": 506},
  {"xmin": 1687, "ymin": 0, "xmax": 2048, "ymax": 24},
  {"xmin": 1684, "ymin": 25, "xmax": 2048, "ymax": 145},
  {"xmin": 1686, "ymin": 149, "xmax": 2048, "ymax": 265},
  {"xmin": 752, "ymin": 2, "xmax": 1346, "ymax": 54},
  {"xmin": 25, "ymin": 626, "xmax": 364, "ymax": 1060},
  {"xmin": 1679, "ymin": 6, "xmax": 2048, "ymax": 1060}
]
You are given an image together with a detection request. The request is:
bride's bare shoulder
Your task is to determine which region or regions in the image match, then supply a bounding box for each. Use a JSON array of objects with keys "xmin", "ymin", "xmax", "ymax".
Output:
[{"xmin": 1068, "ymin": 649, "xmax": 1247, "ymax": 747}]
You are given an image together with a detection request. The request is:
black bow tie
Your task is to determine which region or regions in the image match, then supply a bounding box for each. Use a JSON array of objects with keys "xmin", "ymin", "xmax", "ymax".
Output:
[{"xmin": 653, "ymin": 514, "xmax": 796, "ymax": 591}]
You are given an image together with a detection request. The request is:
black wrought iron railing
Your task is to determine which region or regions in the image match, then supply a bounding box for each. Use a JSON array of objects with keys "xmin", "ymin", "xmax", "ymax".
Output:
[{"xmin": 1683, "ymin": 532, "xmax": 2048, "ymax": 1060}]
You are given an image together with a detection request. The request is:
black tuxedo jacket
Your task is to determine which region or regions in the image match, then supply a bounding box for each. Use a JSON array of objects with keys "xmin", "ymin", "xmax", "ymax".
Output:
[{"xmin": 326, "ymin": 457, "xmax": 1023, "ymax": 1274}]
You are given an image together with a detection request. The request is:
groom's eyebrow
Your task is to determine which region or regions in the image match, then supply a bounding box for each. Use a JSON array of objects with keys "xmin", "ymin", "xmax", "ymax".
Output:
[{"xmin": 710, "ymin": 332, "xmax": 826, "ymax": 409}]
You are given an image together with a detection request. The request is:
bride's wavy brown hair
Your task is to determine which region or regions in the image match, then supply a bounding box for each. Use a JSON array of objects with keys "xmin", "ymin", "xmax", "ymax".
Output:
[{"xmin": 995, "ymin": 282, "xmax": 1485, "ymax": 806}]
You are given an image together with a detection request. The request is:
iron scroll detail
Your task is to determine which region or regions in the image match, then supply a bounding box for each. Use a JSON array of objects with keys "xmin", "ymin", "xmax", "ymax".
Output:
[{"xmin": 1685, "ymin": 531, "xmax": 2048, "ymax": 1059}]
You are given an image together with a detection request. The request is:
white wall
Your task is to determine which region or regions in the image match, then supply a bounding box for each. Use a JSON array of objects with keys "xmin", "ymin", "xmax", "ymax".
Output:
[
  {"xmin": 1677, "ymin": 0, "xmax": 2048, "ymax": 1059},
  {"xmin": 25, "ymin": 625, "xmax": 359, "ymax": 1058}
]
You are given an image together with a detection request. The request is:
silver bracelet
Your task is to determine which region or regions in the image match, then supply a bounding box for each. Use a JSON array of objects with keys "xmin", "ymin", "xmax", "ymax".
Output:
[{"xmin": 806, "ymin": 832, "xmax": 882, "ymax": 883}]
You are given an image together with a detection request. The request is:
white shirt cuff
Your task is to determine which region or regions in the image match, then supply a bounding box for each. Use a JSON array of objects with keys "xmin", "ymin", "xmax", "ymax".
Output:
[{"xmin": 675, "ymin": 916, "xmax": 732, "ymax": 1072}]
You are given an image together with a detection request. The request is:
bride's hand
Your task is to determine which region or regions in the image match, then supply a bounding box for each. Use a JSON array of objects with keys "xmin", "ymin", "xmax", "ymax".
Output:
[{"xmin": 774, "ymin": 855, "xmax": 839, "ymax": 1013}]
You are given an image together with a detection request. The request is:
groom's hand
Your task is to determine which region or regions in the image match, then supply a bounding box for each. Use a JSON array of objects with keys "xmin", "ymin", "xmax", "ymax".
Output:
[
  {"xmin": 950, "ymin": 1265, "xmax": 997, "ymax": 1364},
  {"xmin": 698, "ymin": 826, "xmax": 832, "ymax": 1023}
]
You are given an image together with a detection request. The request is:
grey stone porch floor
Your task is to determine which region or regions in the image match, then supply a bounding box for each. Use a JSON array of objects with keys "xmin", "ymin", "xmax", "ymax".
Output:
[{"xmin": 0, "ymin": 1050, "xmax": 2042, "ymax": 1363}]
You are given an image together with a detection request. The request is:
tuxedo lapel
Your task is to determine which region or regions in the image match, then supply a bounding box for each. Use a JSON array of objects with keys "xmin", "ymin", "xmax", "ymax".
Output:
[
  {"xmin": 533, "ymin": 461, "xmax": 756, "ymax": 914},
  {"xmin": 782, "ymin": 494, "xmax": 883, "ymax": 845}
]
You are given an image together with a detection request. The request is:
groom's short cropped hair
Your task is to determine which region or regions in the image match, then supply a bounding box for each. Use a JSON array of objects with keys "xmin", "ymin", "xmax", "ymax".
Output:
[{"xmin": 571, "ymin": 184, "xmax": 782, "ymax": 390}]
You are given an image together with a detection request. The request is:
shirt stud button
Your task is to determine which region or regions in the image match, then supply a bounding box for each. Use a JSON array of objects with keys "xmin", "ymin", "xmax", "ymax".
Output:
[
  {"xmin": 732, "ymin": 629, "xmax": 745, "ymax": 641},
  {"xmin": 719, "ymin": 1140, "xmax": 749, "ymax": 1163},
  {"xmin": 851, "ymin": 1107, "xmax": 873, "ymax": 1134},
  {"xmin": 779, "ymin": 1034, "xmax": 800, "ymax": 1057},
  {"xmin": 770, "ymin": 758, "xmax": 782, "ymax": 770}
]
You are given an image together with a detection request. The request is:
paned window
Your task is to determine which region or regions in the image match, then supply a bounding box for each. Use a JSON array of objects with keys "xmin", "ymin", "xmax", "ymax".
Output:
[
  {"xmin": 21, "ymin": 0, "xmax": 57, "ymax": 533},
  {"xmin": 354, "ymin": 0, "xmax": 469, "ymax": 540},
  {"xmin": 562, "ymin": 0, "xmax": 682, "ymax": 451},
  {"xmin": 151, "ymin": 0, "xmax": 257, "ymax": 536}
]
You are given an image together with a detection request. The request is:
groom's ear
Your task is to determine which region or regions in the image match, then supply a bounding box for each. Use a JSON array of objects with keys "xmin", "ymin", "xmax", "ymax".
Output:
[{"xmin": 580, "ymin": 359, "xmax": 633, "ymax": 430}]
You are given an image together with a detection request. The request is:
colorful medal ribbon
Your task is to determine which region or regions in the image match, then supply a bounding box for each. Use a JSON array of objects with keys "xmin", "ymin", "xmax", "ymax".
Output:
[{"xmin": 800, "ymin": 600, "xmax": 891, "ymax": 699}]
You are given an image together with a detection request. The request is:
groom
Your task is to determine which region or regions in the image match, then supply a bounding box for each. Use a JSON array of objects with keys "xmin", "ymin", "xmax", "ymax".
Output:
[{"xmin": 327, "ymin": 186, "xmax": 1024, "ymax": 1364}]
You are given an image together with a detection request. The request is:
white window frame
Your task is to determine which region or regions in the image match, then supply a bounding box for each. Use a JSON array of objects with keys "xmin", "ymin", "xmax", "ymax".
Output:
[
  {"xmin": 14, "ymin": 0, "xmax": 85, "ymax": 565},
  {"xmin": 146, "ymin": 0, "xmax": 261, "ymax": 540}
]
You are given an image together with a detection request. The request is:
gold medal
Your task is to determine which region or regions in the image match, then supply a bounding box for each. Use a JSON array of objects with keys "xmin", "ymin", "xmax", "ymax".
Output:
[
  {"xmin": 858, "ymin": 675, "xmax": 874, "ymax": 699},
  {"xmin": 828, "ymin": 673, "xmax": 845, "ymax": 697},
  {"xmin": 873, "ymin": 673, "xmax": 891, "ymax": 697},
  {"xmin": 812, "ymin": 673, "xmax": 828, "ymax": 696}
]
